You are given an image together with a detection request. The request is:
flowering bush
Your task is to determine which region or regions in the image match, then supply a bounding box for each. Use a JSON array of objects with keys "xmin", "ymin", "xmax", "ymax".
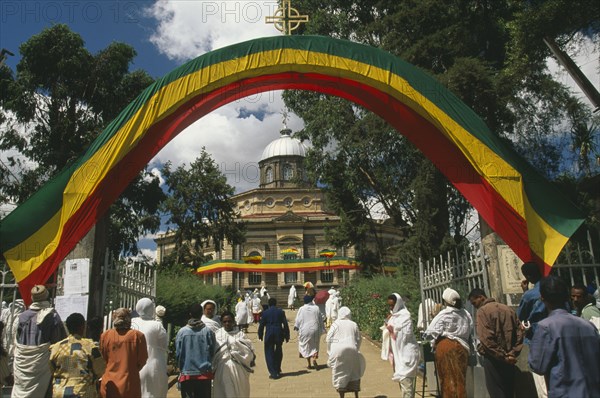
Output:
[{"xmin": 340, "ymin": 270, "xmax": 420, "ymax": 341}]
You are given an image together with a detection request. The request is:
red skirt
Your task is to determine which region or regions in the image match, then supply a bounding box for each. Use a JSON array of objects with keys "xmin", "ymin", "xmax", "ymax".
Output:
[{"xmin": 434, "ymin": 338, "xmax": 468, "ymax": 398}]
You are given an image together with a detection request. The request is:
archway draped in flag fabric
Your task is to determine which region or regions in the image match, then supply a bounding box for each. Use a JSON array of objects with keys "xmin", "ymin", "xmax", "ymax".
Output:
[{"xmin": 0, "ymin": 35, "xmax": 584, "ymax": 302}]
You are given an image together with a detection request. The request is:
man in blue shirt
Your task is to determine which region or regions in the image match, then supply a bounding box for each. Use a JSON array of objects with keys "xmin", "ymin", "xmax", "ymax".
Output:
[
  {"xmin": 529, "ymin": 276, "xmax": 600, "ymax": 398},
  {"xmin": 517, "ymin": 262, "xmax": 546, "ymax": 343},
  {"xmin": 176, "ymin": 303, "xmax": 218, "ymax": 398},
  {"xmin": 516, "ymin": 262, "xmax": 548, "ymax": 397},
  {"xmin": 258, "ymin": 298, "xmax": 290, "ymax": 379}
]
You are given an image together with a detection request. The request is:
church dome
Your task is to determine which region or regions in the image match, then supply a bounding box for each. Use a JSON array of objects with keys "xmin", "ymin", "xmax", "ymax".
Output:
[{"xmin": 260, "ymin": 128, "xmax": 308, "ymax": 162}]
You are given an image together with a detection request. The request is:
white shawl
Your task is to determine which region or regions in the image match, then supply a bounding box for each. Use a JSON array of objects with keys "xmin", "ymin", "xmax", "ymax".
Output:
[
  {"xmin": 12, "ymin": 342, "xmax": 51, "ymax": 398},
  {"xmin": 132, "ymin": 298, "xmax": 168, "ymax": 398},
  {"xmin": 213, "ymin": 328, "xmax": 255, "ymax": 398},
  {"xmin": 327, "ymin": 307, "xmax": 365, "ymax": 389},
  {"xmin": 381, "ymin": 293, "xmax": 420, "ymax": 380},
  {"xmin": 294, "ymin": 302, "xmax": 325, "ymax": 358}
]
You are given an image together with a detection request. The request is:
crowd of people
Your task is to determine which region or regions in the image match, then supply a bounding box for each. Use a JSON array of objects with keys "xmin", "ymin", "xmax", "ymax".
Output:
[
  {"xmin": 0, "ymin": 267, "xmax": 597, "ymax": 398},
  {"xmin": 417, "ymin": 263, "xmax": 600, "ymax": 398}
]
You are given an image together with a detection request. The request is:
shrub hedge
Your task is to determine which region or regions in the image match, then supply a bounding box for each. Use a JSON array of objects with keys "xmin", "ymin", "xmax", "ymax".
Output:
[{"xmin": 339, "ymin": 270, "xmax": 421, "ymax": 341}]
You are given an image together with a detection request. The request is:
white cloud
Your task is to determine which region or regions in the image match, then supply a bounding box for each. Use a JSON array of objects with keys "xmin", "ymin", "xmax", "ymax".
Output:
[
  {"xmin": 145, "ymin": 1, "xmax": 306, "ymax": 192},
  {"xmin": 149, "ymin": 91, "xmax": 305, "ymax": 193},
  {"xmin": 146, "ymin": 0, "xmax": 280, "ymax": 62},
  {"xmin": 139, "ymin": 248, "xmax": 157, "ymax": 262},
  {"xmin": 143, "ymin": 0, "xmax": 306, "ymax": 251}
]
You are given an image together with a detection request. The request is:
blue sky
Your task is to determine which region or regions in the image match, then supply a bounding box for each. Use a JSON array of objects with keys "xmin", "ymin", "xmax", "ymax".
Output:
[{"xmin": 1, "ymin": 1, "xmax": 175, "ymax": 77}]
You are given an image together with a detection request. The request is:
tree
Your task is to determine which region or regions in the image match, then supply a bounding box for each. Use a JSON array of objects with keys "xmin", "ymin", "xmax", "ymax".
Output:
[
  {"xmin": 284, "ymin": 0, "xmax": 599, "ymax": 267},
  {"xmin": 566, "ymin": 98, "xmax": 599, "ymax": 176},
  {"xmin": 160, "ymin": 148, "xmax": 246, "ymax": 268},
  {"xmin": 0, "ymin": 24, "xmax": 163, "ymax": 256}
]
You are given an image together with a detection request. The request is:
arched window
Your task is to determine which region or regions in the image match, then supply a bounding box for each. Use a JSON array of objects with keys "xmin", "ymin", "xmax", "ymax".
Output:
[
  {"xmin": 265, "ymin": 167, "xmax": 273, "ymax": 183},
  {"xmin": 283, "ymin": 164, "xmax": 293, "ymax": 180}
]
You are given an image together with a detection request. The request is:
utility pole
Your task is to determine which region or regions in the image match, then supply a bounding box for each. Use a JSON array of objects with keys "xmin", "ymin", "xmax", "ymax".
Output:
[{"xmin": 543, "ymin": 37, "xmax": 600, "ymax": 112}]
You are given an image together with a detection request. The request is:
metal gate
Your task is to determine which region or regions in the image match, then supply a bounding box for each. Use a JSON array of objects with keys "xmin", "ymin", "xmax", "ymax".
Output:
[
  {"xmin": 0, "ymin": 263, "xmax": 23, "ymax": 369},
  {"xmin": 419, "ymin": 241, "xmax": 489, "ymax": 325},
  {"xmin": 419, "ymin": 236, "xmax": 600, "ymax": 323},
  {"xmin": 552, "ymin": 234, "xmax": 599, "ymax": 288},
  {"xmin": 101, "ymin": 255, "xmax": 156, "ymax": 329}
]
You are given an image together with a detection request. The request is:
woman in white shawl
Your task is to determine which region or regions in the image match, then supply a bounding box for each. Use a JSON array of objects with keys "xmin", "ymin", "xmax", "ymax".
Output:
[
  {"xmin": 213, "ymin": 311, "xmax": 256, "ymax": 398},
  {"xmin": 131, "ymin": 297, "xmax": 168, "ymax": 398},
  {"xmin": 288, "ymin": 285, "xmax": 298, "ymax": 310},
  {"xmin": 245, "ymin": 292, "xmax": 254, "ymax": 325},
  {"xmin": 201, "ymin": 300, "xmax": 221, "ymax": 333},
  {"xmin": 251, "ymin": 293, "xmax": 262, "ymax": 323},
  {"xmin": 235, "ymin": 298, "xmax": 249, "ymax": 332},
  {"xmin": 325, "ymin": 289, "xmax": 337, "ymax": 328},
  {"xmin": 423, "ymin": 288, "xmax": 473, "ymax": 398},
  {"xmin": 327, "ymin": 307, "xmax": 366, "ymax": 398},
  {"xmin": 295, "ymin": 295, "xmax": 325, "ymax": 369},
  {"xmin": 381, "ymin": 293, "xmax": 419, "ymax": 398}
]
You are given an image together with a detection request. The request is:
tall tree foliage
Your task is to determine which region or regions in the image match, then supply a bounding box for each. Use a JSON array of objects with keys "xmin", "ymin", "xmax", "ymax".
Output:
[
  {"xmin": 160, "ymin": 149, "xmax": 246, "ymax": 268},
  {"xmin": 284, "ymin": 0, "xmax": 599, "ymax": 265},
  {"xmin": 0, "ymin": 24, "xmax": 163, "ymax": 256}
]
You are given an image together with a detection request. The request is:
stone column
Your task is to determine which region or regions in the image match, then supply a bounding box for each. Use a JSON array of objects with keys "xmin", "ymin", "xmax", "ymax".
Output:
[{"xmin": 479, "ymin": 216, "xmax": 506, "ymax": 304}]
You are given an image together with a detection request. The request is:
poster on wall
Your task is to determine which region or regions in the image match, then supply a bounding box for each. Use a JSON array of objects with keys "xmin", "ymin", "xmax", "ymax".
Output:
[
  {"xmin": 497, "ymin": 245, "xmax": 524, "ymax": 294},
  {"xmin": 55, "ymin": 295, "xmax": 89, "ymax": 322},
  {"xmin": 55, "ymin": 257, "xmax": 90, "ymax": 319},
  {"xmin": 63, "ymin": 258, "xmax": 90, "ymax": 295}
]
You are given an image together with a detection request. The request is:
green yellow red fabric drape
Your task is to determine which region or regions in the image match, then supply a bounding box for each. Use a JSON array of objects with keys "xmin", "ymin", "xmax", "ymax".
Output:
[{"xmin": 0, "ymin": 35, "xmax": 584, "ymax": 302}]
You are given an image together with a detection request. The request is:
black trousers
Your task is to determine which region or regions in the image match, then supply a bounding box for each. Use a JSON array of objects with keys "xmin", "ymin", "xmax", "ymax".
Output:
[
  {"xmin": 264, "ymin": 336, "xmax": 284, "ymax": 376},
  {"xmin": 482, "ymin": 356, "xmax": 517, "ymax": 398},
  {"xmin": 180, "ymin": 379, "xmax": 212, "ymax": 398}
]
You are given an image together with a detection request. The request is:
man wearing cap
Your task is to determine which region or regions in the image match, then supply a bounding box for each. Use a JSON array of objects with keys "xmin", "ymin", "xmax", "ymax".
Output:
[{"xmin": 13, "ymin": 285, "xmax": 67, "ymax": 397}]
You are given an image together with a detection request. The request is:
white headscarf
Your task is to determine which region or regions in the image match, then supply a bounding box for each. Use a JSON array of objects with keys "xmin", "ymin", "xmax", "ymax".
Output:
[
  {"xmin": 442, "ymin": 288, "xmax": 460, "ymax": 306},
  {"xmin": 155, "ymin": 305, "xmax": 166, "ymax": 318},
  {"xmin": 136, "ymin": 298, "xmax": 156, "ymax": 321},
  {"xmin": 338, "ymin": 306, "xmax": 351, "ymax": 320},
  {"xmin": 390, "ymin": 293, "xmax": 405, "ymax": 314},
  {"xmin": 201, "ymin": 300, "xmax": 217, "ymax": 310}
]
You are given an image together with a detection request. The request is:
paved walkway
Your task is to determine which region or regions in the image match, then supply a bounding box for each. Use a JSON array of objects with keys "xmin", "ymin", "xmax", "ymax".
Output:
[{"xmin": 168, "ymin": 309, "xmax": 436, "ymax": 398}]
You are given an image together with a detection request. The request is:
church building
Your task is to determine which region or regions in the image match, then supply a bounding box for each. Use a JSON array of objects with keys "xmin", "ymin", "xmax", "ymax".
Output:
[{"xmin": 154, "ymin": 126, "xmax": 403, "ymax": 295}]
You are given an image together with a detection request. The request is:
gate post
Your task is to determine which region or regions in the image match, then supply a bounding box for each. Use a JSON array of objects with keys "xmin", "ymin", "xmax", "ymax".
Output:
[{"xmin": 479, "ymin": 217, "xmax": 510, "ymax": 304}]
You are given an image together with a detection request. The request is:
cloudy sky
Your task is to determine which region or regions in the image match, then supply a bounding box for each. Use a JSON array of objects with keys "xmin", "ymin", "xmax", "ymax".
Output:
[
  {"xmin": 1, "ymin": 1, "xmax": 598, "ymax": 260},
  {"xmin": 0, "ymin": 1, "xmax": 304, "ymax": 192},
  {"xmin": 1, "ymin": 1, "xmax": 305, "ymax": 258}
]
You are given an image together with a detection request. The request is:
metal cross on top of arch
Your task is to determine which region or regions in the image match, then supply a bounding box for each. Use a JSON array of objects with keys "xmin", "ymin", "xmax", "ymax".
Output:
[{"xmin": 265, "ymin": 0, "xmax": 309, "ymax": 35}]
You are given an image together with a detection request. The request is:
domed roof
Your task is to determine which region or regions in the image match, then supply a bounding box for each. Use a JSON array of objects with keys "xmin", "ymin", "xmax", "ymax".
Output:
[{"xmin": 260, "ymin": 128, "xmax": 308, "ymax": 161}]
